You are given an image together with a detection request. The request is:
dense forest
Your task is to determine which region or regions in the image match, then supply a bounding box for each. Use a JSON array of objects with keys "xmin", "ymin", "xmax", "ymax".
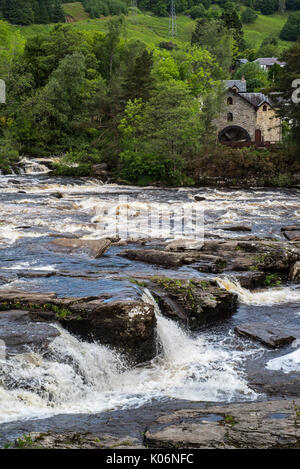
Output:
[
  {"xmin": 0, "ymin": 0, "xmax": 65, "ymax": 24},
  {"xmin": 0, "ymin": 1, "xmax": 299, "ymax": 184}
]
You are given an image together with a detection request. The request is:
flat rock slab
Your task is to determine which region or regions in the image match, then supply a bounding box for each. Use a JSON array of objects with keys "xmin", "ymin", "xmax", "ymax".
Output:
[
  {"xmin": 283, "ymin": 231, "xmax": 300, "ymax": 242},
  {"xmin": 145, "ymin": 399, "xmax": 300, "ymax": 449},
  {"xmin": 235, "ymin": 322, "xmax": 296, "ymax": 348},
  {"xmin": 0, "ymin": 310, "xmax": 60, "ymax": 355},
  {"xmin": 49, "ymin": 238, "xmax": 111, "ymax": 258}
]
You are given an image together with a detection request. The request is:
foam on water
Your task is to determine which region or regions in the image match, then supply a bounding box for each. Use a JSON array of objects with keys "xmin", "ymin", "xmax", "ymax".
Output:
[
  {"xmin": 0, "ymin": 290, "xmax": 259, "ymax": 424},
  {"xmin": 266, "ymin": 348, "xmax": 300, "ymax": 373},
  {"xmin": 216, "ymin": 277, "xmax": 300, "ymax": 306}
]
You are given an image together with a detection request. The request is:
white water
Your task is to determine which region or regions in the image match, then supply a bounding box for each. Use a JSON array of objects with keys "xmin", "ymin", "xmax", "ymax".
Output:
[
  {"xmin": 216, "ymin": 277, "xmax": 300, "ymax": 306},
  {"xmin": 267, "ymin": 348, "xmax": 300, "ymax": 373},
  {"xmin": 0, "ymin": 290, "xmax": 258, "ymax": 424}
]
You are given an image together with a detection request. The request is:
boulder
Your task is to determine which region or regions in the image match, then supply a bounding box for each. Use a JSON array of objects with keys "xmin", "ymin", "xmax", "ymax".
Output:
[
  {"xmin": 119, "ymin": 249, "xmax": 190, "ymax": 267},
  {"xmin": 0, "ymin": 290, "xmax": 157, "ymax": 365},
  {"xmin": 0, "ymin": 310, "xmax": 60, "ymax": 356},
  {"xmin": 235, "ymin": 322, "xmax": 296, "ymax": 348},
  {"xmin": 150, "ymin": 278, "xmax": 238, "ymax": 330},
  {"xmin": 194, "ymin": 195, "xmax": 206, "ymax": 201},
  {"xmin": 62, "ymin": 300, "xmax": 157, "ymax": 364},
  {"xmin": 49, "ymin": 238, "xmax": 111, "ymax": 258},
  {"xmin": 145, "ymin": 399, "xmax": 300, "ymax": 449},
  {"xmin": 289, "ymin": 261, "xmax": 300, "ymax": 282}
]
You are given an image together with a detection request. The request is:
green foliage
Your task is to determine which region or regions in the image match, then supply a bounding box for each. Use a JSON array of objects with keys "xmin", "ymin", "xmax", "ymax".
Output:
[
  {"xmin": 0, "ymin": 132, "xmax": 20, "ymax": 173},
  {"xmin": 234, "ymin": 61, "xmax": 269, "ymax": 91},
  {"xmin": 0, "ymin": 0, "xmax": 66, "ymax": 25},
  {"xmin": 82, "ymin": 0, "xmax": 127, "ymax": 19},
  {"xmin": 118, "ymin": 81, "xmax": 206, "ymax": 185},
  {"xmin": 280, "ymin": 11, "xmax": 300, "ymax": 41},
  {"xmin": 241, "ymin": 8, "xmax": 258, "ymax": 25}
]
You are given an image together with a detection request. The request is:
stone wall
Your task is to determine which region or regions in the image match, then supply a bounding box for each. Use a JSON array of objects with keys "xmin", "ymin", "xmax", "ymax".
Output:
[
  {"xmin": 256, "ymin": 104, "xmax": 281, "ymax": 143},
  {"xmin": 214, "ymin": 92, "xmax": 257, "ymax": 141}
]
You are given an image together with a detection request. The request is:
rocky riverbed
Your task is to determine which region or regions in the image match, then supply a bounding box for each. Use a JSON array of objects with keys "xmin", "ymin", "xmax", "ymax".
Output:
[{"xmin": 0, "ymin": 173, "xmax": 300, "ymax": 449}]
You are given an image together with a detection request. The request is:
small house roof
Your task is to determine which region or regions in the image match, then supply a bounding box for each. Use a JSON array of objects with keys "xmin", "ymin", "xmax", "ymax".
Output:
[
  {"xmin": 254, "ymin": 57, "xmax": 286, "ymax": 67},
  {"xmin": 225, "ymin": 80, "xmax": 247, "ymax": 93}
]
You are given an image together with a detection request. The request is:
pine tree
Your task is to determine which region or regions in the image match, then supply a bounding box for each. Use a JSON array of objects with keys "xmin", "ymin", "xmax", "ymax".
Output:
[
  {"xmin": 52, "ymin": 0, "xmax": 65, "ymax": 22},
  {"xmin": 221, "ymin": 5, "xmax": 245, "ymax": 51},
  {"xmin": 9, "ymin": 0, "xmax": 34, "ymax": 25},
  {"xmin": 122, "ymin": 49, "xmax": 155, "ymax": 103}
]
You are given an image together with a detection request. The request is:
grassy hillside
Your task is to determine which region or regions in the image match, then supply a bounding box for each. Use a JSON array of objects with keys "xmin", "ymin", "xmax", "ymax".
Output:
[
  {"xmin": 12, "ymin": 5, "xmax": 294, "ymax": 51},
  {"xmin": 63, "ymin": 2, "xmax": 89, "ymax": 21},
  {"xmin": 243, "ymin": 12, "xmax": 292, "ymax": 49},
  {"xmin": 13, "ymin": 12, "xmax": 195, "ymax": 47}
]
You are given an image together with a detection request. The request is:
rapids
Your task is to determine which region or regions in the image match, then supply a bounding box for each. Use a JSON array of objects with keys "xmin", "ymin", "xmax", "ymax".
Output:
[{"xmin": 0, "ymin": 173, "xmax": 300, "ymax": 425}]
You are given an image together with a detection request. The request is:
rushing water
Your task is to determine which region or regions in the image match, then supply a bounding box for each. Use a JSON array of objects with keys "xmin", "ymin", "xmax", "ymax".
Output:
[{"xmin": 0, "ymin": 172, "xmax": 300, "ymax": 424}]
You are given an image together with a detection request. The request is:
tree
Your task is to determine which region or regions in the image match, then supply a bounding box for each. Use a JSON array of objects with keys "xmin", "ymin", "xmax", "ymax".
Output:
[
  {"xmin": 280, "ymin": 12, "xmax": 300, "ymax": 41},
  {"xmin": 191, "ymin": 19, "xmax": 235, "ymax": 74},
  {"xmin": 221, "ymin": 5, "xmax": 246, "ymax": 51},
  {"xmin": 234, "ymin": 61, "xmax": 269, "ymax": 92},
  {"xmin": 118, "ymin": 82, "xmax": 204, "ymax": 185},
  {"xmin": 241, "ymin": 8, "xmax": 258, "ymax": 24},
  {"xmin": 271, "ymin": 39, "xmax": 300, "ymax": 144},
  {"xmin": 122, "ymin": 49, "xmax": 155, "ymax": 103}
]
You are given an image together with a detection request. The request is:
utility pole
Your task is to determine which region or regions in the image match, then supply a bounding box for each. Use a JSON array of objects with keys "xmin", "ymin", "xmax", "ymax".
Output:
[{"xmin": 169, "ymin": 0, "xmax": 177, "ymax": 38}]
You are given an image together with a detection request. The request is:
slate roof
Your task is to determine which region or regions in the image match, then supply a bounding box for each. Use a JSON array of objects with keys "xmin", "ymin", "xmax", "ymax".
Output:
[
  {"xmin": 225, "ymin": 80, "xmax": 247, "ymax": 93},
  {"xmin": 238, "ymin": 92, "xmax": 272, "ymax": 108},
  {"xmin": 254, "ymin": 57, "xmax": 286, "ymax": 67}
]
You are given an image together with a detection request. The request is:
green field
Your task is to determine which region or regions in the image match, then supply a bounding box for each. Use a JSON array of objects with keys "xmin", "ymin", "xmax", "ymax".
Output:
[
  {"xmin": 12, "ymin": 4, "xmax": 294, "ymax": 52},
  {"xmin": 243, "ymin": 12, "xmax": 292, "ymax": 49}
]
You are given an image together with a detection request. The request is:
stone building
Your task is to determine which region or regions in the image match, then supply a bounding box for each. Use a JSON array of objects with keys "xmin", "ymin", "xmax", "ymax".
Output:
[{"xmin": 214, "ymin": 79, "xmax": 282, "ymax": 146}]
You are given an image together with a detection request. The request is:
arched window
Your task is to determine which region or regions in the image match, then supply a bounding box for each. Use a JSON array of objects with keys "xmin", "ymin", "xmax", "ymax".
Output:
[
  {"xmin": 227, "ymin": 97, "xmax": 233, "ymax": 105},
  {"xmin": 227, "ymin": 112, "xmax": 233, "ymax": 122},
  {"xmin": 263, "ymin": 104, "xmax": 268, "ymax": 112}
]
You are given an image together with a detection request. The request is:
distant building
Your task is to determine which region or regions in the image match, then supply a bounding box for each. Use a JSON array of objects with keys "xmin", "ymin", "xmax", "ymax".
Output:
[
  {"xmin": 254, "ymin": 58, "xmax": 286, "ymax": 71},
  {"xmin": 214, "ymin": 79, "xmax": 282, "ymax": 146}
]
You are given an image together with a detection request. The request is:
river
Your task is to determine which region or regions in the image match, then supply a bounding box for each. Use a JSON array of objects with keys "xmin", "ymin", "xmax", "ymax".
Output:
[{"xmin": 0, "ymin": 171, "xmax": 300, "ymax": 436}]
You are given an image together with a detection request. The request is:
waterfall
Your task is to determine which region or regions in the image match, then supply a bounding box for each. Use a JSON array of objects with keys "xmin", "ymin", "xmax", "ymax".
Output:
[
  {"xmin": 216, "ymin": 277, "xmax": 300, "ymax": 306},
  {"xmin": 0, "ymin": 292, "xmax": 258, "ymax": 424}
]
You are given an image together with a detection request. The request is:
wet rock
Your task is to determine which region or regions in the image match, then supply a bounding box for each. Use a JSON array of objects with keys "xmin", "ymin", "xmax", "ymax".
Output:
[
  {"xmin": 235, "ymin": 323, "xmax": 296, "ymax": 348},
  {"xmin": 119, "ymin": 249, "xmax": 191, "ymax": 267},
  {"xmin": 222, "ymin": 225, "xmax": 252, "ymax": 232},
  {"xmin": 165, "ymin": 239, "xmax": 204, "ymax": 252},
  {"xmin": 145, "ymin": 399, "xmax": 300, "ymax": 449},
  {"xmin": 283, "ymin": 231, "xmax": 300, "ymax": 242},
  {"xmin": 281, "ymin": 226, "xmax": 300, "ymax": 232},
  {"xmin": 0, "ymin": 310, "xmax": 60, "ymax": 356},
  {"xmin": 49, "ymin": 238, "xmax": 111, "ymax": 258},
  {"xmin": 289, "ymin": 261, "xmax": 300, "ymax": 282},
  {"xmin": 194, "ymin": 195, "xmax": 206, "ymax": 201},
  {"xmin": 150, "ymin": 278, "xmax": 238, "ymax": 330},
  {"xmin": 62, "ymin": 300, "xmax": 156, "ymax": 364},
  {"xmin": 0, "ymin": 290, "xmax": 157, "ymax": 365},
  {"xmin": 51, "ymin": 192, "xmax": 63, "ymax": 199}
]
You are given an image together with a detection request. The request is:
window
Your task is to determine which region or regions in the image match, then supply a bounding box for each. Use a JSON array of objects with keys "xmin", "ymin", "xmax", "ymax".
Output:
[
  {"xmin": 227, "ymin": 112, "xmax": 233, "ymax": 122},
  {"xmin": 263, "ymin": 104, "xmax": 268, "ymax": 112},
  {"xmin": 227, "ymin": 97, "xmax": 233, "ymax": 105}
]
